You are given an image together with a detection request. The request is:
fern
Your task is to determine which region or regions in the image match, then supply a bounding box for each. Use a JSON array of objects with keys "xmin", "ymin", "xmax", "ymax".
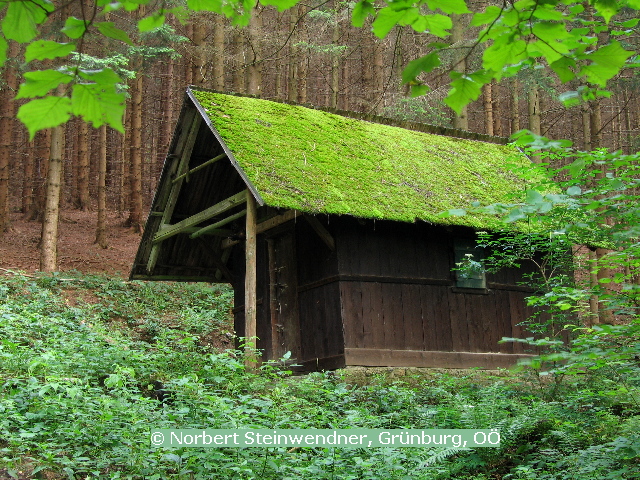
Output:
[{"xmin": 422, "ymin": 447, "xmax": 472, "ymax": 467}]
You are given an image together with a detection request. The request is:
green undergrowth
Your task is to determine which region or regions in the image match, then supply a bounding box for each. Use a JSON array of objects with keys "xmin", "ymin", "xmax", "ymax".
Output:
[
  {"xmin": 1, "ymin": 272, "xmax": 639, "ymax": 479},
  {"xmin": 192, "ymin": 89, "xmax": 529, "ymax": 230}
]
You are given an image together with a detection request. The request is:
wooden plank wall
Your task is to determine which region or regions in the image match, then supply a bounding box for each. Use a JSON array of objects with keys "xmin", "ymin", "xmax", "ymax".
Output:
[
  {"xmin": 335, "ymin": 218, "xmax": 538, "ymax": 356},
  {"xmin": 295, "ymin": 218, "xmax": 344, "ymax": 364}
]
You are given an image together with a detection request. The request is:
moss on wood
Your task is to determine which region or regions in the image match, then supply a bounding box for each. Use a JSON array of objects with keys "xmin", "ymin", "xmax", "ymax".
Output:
[{"xmin": 192, "ymin": 89, "xmax": 530, "ymax": 229}]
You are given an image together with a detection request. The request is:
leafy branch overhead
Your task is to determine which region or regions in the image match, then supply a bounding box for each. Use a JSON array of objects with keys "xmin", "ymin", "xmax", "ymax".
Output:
[{"xmin": 1, "ymin": 0, "xmax": 638, "ymax": 134}]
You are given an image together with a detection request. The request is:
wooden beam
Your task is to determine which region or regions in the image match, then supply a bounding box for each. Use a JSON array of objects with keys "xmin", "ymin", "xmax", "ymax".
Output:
[
  {"xmin": 146, "ymin": 112, "xmax": 201, "ymax": 272},
  {"xmin": 303, "ymin": 214, "xmax": 335, "ymax": 250},
  {"xmin": 344, "ymin": 348, "xmax": 532, "ymax": 369},
  {"xmin": 195, "ymin": 238, "xmax": 234, "ymax": 282},
  {"xmin": 153, "ymin": 190, "xmax": 247, "ymax": 244},
  {"xmin": 215, "ymin": 246, "xmax": 233, "ymax": 281},
  {"xmin": 220, "ymin": 209, "xmax": 299, "ymax": 249},
  {"xmin": 190, "ymin": 209, "xmax": 247, "ymax": 239},
  {"xmin": 257, "ymin": 209, "xmax": 299, "ymax": 233},
  {"xmin": 245, "ymin": 194, "xmax": 258, "ymax": 369},
  {"xmin": 267, "ymin": 238, "xmax": 279, "ymax": 359},
  {"xmin": 172, "ymin": 152, "xmax": 227, "ymax": 184}
]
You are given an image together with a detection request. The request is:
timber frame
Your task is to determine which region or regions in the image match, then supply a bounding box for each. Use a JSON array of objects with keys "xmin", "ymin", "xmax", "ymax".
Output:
[{"xmin": 131, "ymin": 87, "xmax": 538, "ymax": 370}]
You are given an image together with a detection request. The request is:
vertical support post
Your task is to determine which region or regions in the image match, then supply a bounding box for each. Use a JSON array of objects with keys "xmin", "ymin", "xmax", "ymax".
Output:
[
  {"xmin": 267, "ymin": 238, "xmax": 279, "ymax": 359},
  {"xmin": 244, "ymin": 193, "xmax": 258, "ymax": 368}
]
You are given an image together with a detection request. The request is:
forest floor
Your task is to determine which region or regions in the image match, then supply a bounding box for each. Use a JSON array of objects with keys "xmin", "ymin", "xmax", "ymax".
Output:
[{"xmin": 0, "ymin": 209, "xmax": 140, "ymax": 276}]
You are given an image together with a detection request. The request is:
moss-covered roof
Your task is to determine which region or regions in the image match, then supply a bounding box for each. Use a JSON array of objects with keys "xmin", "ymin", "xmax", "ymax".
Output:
[{"xmin": 191, "ymin": 89, "xmax": 530, "ymax": 229}]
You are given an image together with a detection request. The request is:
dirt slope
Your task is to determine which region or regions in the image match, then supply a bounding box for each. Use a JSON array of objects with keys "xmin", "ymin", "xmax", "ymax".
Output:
[{"xmin": 0, "ymin": 209, "xmax": 141, "ymax": 276}]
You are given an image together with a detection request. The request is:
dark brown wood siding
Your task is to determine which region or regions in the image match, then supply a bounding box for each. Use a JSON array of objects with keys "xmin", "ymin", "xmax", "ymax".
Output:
[{"xmin": 335, "ymin": 218, "xmax": 539, "ymax": 355}]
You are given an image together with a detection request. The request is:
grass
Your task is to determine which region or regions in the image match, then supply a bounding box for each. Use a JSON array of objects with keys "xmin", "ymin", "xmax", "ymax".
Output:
[{"xmin": 0, "ymin": 271, "xmax": 639, "ymax": 479}]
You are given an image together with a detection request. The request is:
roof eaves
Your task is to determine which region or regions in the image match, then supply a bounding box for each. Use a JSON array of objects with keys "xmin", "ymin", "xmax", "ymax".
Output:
[{"xmin": 187, "ymin": 86, "xmax": 265, "ymax": 207}]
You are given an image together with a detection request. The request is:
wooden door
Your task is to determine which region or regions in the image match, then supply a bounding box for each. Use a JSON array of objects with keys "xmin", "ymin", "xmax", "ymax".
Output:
[{"xmin": 267, "ymin": 231, "xmax": 301, "ymax": 362}]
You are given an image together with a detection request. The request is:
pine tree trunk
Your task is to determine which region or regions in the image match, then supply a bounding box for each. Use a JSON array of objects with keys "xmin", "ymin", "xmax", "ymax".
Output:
[
  {"xmin": 22, "ymin": 134, "xmax": 35, "ymax": 215},
  {"xmin": 95, "ymin": 125, "xmax": 108, "ymax": 248},
  {"xmin": 213, "ymin": 15, "xmax": 225, "ymax": 90},
  {"xmin": 527, "ymin": 84, "xmax": 541, "ymax": 135},
  {"xmin": 0, "ymin": 42, "xmax": 18, "ymax": 232},
  {"xmin": 29, "ymin": 130, "xmax": 52, "ymax": 222},
  {"xmin": 451, "ymin": 14, "xmax": 468, "ymax": 130},
  {"xmin": 233, "ymin": 28, "xmax": 246, "ymax": 93},
  {"xmin": 247, "ymin": 9, "xmax": 262, "ymax": 96},
  {"xmin": 40, "ymin": 122, "xmax": 65, "ymax": 272},
  {"xmin": 126, "ymin": 74, "xmax": 144, "ymax": 233},
  {"xmin": 0, "ymin": 96, "xmax": 12, "ymax": 233},
  {"xmin": 192, "ymin": 20, "xmax": 206, "ymax": 85},
  {"xmin": 76, "ymin": 120, "xmax": 90, "ymax": 210},
  {"xmin": 483, "ymin": 83, "xmax": 493, "ymax": 136},
  {"xmin": 510, "ymin": 78, "xmax": 520, "ymax": 134},
  {"xmin": 330, "ymin": 19, "xmax": 340, "ymax": 109},
  {"xmin": 288, "ymin": 9, "xmax": 298, "ymax": 103}
]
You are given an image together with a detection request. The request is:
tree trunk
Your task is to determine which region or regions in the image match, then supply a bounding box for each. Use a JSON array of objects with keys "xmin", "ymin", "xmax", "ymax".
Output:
[
  {"xmin": 247, "ymin": 8, "xmax": 262, "ymax": 96},
  {"xmin": 0, "ymin": 95, "xmax": 12, "ymax": 233},
  {"xmin": 28, "ymin": 130, "xmax": 51, "ymax": 222},
  {"xmin": 126, "ymin": 74, "xmax": 144, "ymax": 233},
  {"xmin": 192, "ymin": 20, "xmax": 207, "ymax": 85},
  {"xmin": 22, "ymin": 135, "xmax": 35, "ymax": 215},
  {"xmin": 527, "ymin": 84, "xmax": 541, "ymax": 135},
  {"xmin": 76, "ymin": 120, "xmax": 90, "ymax": 210},
  {"xmin": 330, "ymin": 19, "xmax": 340, "ymax": 109},
  {"xmin": 510, "ymin": 78, "xmax": 520, "ymax": 134},
  {"xmin": 233, "ymin": 28, "xmax": 246, "ymax": 93},
  {"xmin": 0, "ymin": 42, "xmax": 18, "ymax": 232},
  {"xmin": 483, "ymin": 83, "xmax": 493, "ymax": 136},
  {"xmin": 451, "ymin": 14, "xmax": 468, "ymax": 130},
  {"xmin": 40, "ymin": 122, "xmax": 65, "ymax": 272},
  {"xmin": 185, "ymin": 23, "xmax": 194, "ymax": 85},
  {"xmin": 95, "ymin": 124, "xmax": 108, "ymax": 248},
  {"xmin": 493, "ymin": 85, "xmax": 502, "ymax": 137},
  {"xmin": 287, "ymin": 9, "xmax": 298, "ymax": 103},
  {"xmin": 213, "ymin": 15, "xmax": 225, "ymax": 90}
]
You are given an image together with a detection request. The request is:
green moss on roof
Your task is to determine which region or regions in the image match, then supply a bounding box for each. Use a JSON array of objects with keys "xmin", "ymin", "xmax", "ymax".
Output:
[{"xmin": 192, "ymin": 89, "xmax": 530, "ymax": 229}]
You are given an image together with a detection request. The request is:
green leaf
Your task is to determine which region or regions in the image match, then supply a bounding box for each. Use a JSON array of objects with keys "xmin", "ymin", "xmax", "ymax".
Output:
[
  {"xmin": 25, "ymin": 41, "xmax": 76, "ymax": 63},
  {"xmin": 580, "ymin": 41, "xmax": 634, "ymax": 86},
  {"xmin": 352, "ymin": 1, "xmax": 375, "ymax": 28},
  {"xmin": 62, "ymin": 17, "xmax": 88, "ymax": 39},
  {"xmin": 549, "ymin": 57, "xmax": 577, "ymax": 83},
  {"xmin": 594, "ymin": 0, "xmax": 619, "ymax": 23},
  {"xmin": 505, "ymin": 208, "xmax": 526, "ymax": 223},
  {"xmin": 0, "ymin": 37, "xmax": 7, "ymax": 67},
  {"xmin": 16, "ymin": 70, "xmax": 74, "ymax": 99},
  {"xmin": 77, "ymin": 68, "xmax": 123, "ymax": 86},
  {"xmin": 187, "ymin": 0, "xmax": 223, "ymax": 12},
  {"xmin": 426, "ymin": 0, "xmax": 469, "ymax": 14},
  {"xmin": 525, "ymin": 189, "xmax": 544, "ymax": 204},
  {"xmin": 410, "ymin": 84, "xmax": 429, "ymax": 97},
  {"xmin": 402, "ymin": 52, "xmax": 441, "ymax": 83},
  {"xmin": 138, "ymin": 13, "xmax": 166, "ymax": 32},
  {"xmin": 2, "ymin": 0, "xmax": 51, "ymax": 43},
  {"xmin": 470, "ymin": 5, "xmax": 502, "ymax": 27},
  {"xmin": 566, "ymin": 186, "xmax": 581, "ymax": 196},
  {"xmin": 482, "ymin": 38, "xmax": 527, "ymax": 79},
  {"xmin": 97, "ymin": 22, "xmax": 134, "ymax": 45},
  {"xmin": 372, "ymin": 7, "xmax": 415, "ymax": 38},
  {"xmin": 260, "ymin": 0, "xmax": 299, "ymax": 12},
  {"xmin": 532, "ymin": 6, "xmax": 565, "ymax": 21},
  {"xmin": 444, "ymin": 71, "xmax": 490, "ymax": 114},
  {"xmin": 71, "ymin": 83, "xmax": 125, "ymax": 132},
  {"xmin": 419, "ymin": 13, "xmax": 452, "ymax": 37},
  {"xmin": 17, "ymin": 96, "xmax": 72, "ymax": 139}
]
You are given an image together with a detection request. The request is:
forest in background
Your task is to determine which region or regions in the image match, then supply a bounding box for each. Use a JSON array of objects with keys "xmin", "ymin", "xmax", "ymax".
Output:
[{"xmin": 0, "ymin": 0, "xmax": 639, "ymax": 251}]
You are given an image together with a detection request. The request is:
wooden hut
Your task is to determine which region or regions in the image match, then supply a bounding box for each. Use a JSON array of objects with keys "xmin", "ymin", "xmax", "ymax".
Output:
[{"xmin": 131, "ymin": 87, "xmax": 538, "ymax": 370}]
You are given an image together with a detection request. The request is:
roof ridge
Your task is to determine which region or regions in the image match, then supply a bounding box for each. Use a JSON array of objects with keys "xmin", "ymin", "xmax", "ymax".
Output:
[{"xmin": 187, "ymin": 86, "xmax": 509, "ymax": 146}]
